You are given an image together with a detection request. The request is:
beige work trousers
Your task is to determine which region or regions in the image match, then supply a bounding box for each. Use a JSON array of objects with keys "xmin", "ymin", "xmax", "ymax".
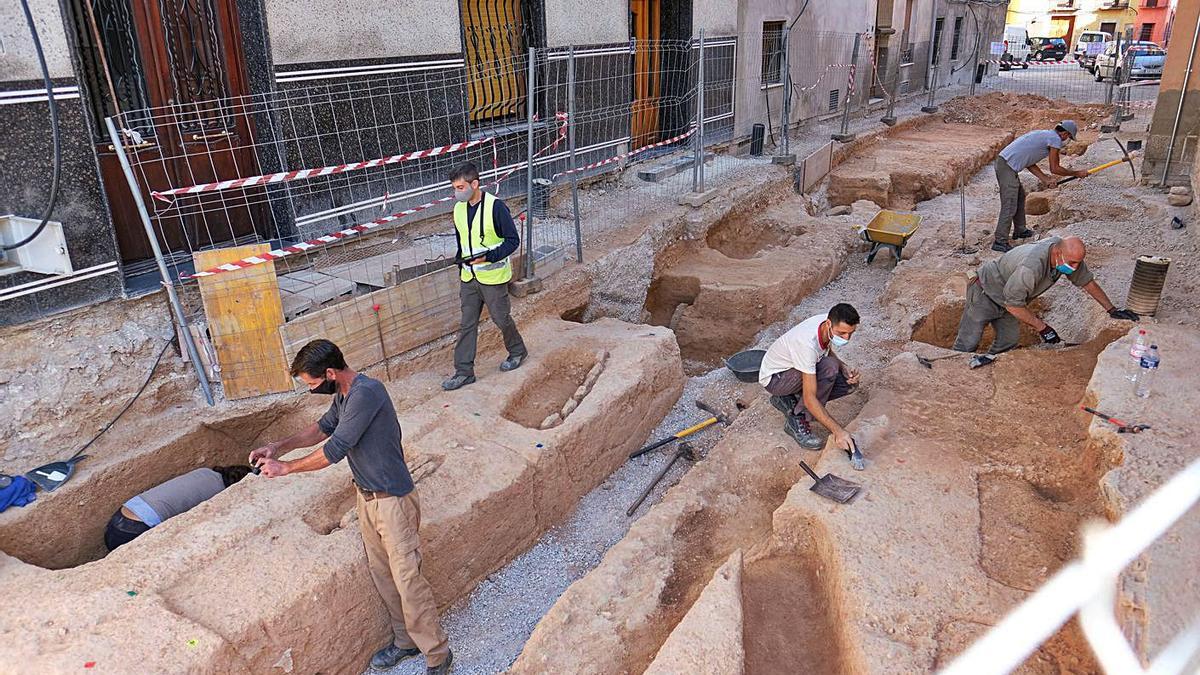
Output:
[{"xmin": 357, "ymin": 489, "xmax": 450, "ymax": 666}]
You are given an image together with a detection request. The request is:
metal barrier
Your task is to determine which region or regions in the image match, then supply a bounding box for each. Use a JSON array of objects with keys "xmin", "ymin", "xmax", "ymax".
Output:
[{"xmin": 100, "ymin": 13, "xmax": 1148, "ymax": 404}]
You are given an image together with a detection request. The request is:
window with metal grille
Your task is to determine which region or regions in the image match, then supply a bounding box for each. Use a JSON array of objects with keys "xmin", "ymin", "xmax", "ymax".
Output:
[
  {"xmin": 932, "ymin": 17, "xmax": 945, "ymax": 62},
  {"xmin": 950, "ymin": 16, "xmax": 963, "ymax": 60},
  {"xmin": 761, "ymin": 21, "xmax": 785, "ymax": 86},
  {"xmin": 828, "ymin": 89, "xmax": 839, "ymax": 112},
  {"xmin": 64, "ymin": 0, "xmax": 153, "ymax": 141},
  {"xmin": 460, "ymin": 0, "xmax": 541, "ymax": 125},
  {"xmin": 1139, "ymin": 23, "xmax": 1155, "ymax": 42}
]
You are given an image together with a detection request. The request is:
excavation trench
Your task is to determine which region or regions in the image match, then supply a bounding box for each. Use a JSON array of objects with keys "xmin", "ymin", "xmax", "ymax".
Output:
[
  {"xmin": 517, "ymin": 281, "xmax": 1126, "ymax": 674},
  {"xmin": 642, "ymin": 202, "xmax": 860, "ymax": 375},
  {"xmin": 0, "ymin": 405, "xmax": 309, "ymax": 570},
  {"xmin": 0, "ymin": 318, "xmax": 684, "ymax": 674}
]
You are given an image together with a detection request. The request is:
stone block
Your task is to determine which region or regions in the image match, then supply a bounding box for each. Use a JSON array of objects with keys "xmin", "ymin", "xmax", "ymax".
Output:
[
  {"xmin": 509, "ymin": 276, "xmax": 543, "ymax": 298},
  {"xmin": 1026, "ymin": 191, "xmax": 1053, "ymax": 216},
  {"xmin": 678, "ymin": 189, "xmax": 720, "ymax": 207}
]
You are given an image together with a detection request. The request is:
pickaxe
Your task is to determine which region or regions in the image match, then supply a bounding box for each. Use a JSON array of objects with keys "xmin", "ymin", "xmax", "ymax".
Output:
[
  {"xmin": 1081, "ymin": 406, "xmax": 1150, "ymax": 433},
  {"xmin": 628, "ymin": 400, "xmax": 733, "ymax": 459},
  {"xmin": 1057, "ymin": 137, "xmax": 1137, "ymax": 185},
  {"xmin": 627, "ymin": 441, "xmax": 699, "ymax": 516}
]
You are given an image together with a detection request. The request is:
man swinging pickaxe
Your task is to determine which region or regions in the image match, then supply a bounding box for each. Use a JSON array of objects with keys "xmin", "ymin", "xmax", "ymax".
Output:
[{"xmin": 1057, "ymin": 137, "xmax": 1137, "ymax": 185}]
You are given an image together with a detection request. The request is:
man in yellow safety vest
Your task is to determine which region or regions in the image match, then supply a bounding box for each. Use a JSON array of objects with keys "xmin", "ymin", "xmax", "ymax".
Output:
[{"xmin": 442, "ymin": 162, "xmax": 528, "ymax": 391}]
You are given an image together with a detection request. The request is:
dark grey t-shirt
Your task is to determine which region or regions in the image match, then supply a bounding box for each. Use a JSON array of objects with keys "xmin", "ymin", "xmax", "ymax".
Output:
[{"xmin": 318, "ymin": 374, "xmax": 414, "ymax": 497}]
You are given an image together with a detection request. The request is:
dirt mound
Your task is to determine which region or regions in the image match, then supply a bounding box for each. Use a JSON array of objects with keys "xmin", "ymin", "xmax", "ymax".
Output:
[{"xmin": 940, "ymin": 92, "xmax": 1110, "ymax": 137}]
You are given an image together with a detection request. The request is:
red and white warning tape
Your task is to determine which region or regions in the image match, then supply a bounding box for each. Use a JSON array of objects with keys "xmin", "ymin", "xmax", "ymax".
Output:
[
  {"xmin": 983, "ymin": 58, "xmax": 1085, "ymax": 66},
  {"xmin": 152, "ymin": 138, "xmax": 495, "ymax": 203},
  {"xmin": 181, "ymin": 114, "xmax": 567, "ymax": 279},
  {"xmin": 793, "ymin": 63, "xmax": 853, "ymax": 95},
  {"xmin": 553, "ymin": 124, "xmax": 696, "ymax": 179}
]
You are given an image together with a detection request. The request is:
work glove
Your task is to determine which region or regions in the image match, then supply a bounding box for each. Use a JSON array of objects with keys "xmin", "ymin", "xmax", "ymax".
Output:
[
  {"xmin": 1108, "ymin": 308, "xmax": 1139, "ymax": 321},
  {"xmin": 1039, "ymin": 325, "xmax": 1061, "ymax": 344}
]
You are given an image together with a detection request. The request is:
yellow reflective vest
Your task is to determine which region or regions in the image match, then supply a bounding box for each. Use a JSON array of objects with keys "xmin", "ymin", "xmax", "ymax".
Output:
[{"xmin": 454, "ymin": 192, "xmax": 513, "ymax": 285}]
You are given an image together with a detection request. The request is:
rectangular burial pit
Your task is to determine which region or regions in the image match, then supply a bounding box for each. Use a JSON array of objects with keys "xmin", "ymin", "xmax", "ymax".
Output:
[
  {"xmin": 0, "ymin": 317, "xmax": 684, "ymax": 674},
  {"xmin": 643, "ymin": 203, "xmax": 859, "ymax": 374}
]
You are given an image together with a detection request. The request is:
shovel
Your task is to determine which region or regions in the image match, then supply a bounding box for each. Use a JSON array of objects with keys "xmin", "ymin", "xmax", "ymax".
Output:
[
  {"xmin": 23, "ymin": 455, "xmax": 88, "ymax": 492},
  {"xmin": 799, "ymin": 459, "xmax": 861, "ymax": 504}
]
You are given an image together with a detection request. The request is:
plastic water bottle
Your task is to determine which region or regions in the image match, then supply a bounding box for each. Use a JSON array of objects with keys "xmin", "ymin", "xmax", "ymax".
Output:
[
  {"xmin": 1128, "ymin": 329, "xmax": 1150, "ymax": 381},
  {"xmin": 1134, "ymin": 344, "xmax": 1159, "ymax": 399}
]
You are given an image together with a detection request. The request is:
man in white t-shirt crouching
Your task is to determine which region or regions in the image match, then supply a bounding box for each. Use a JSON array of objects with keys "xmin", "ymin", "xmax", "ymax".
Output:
[{"xmin": 759, "ymin": 303, "xmax": 861, "ymax": 451}]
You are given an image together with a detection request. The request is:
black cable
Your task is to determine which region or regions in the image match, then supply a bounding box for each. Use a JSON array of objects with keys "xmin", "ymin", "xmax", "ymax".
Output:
[
  {"xmin": 4, "ymin": 0, "xmax": 62, "ymax": 252},
  {"xmin": 950, "ymin": 3, "xmax": 981, "ymax": 76},
  {"xmin": 68, "ymin": 338, "xmax": 174, "ymax": 461},
  {"xmin": 779, "ymin": 0, "xmax": 812, "ymax": 136}
]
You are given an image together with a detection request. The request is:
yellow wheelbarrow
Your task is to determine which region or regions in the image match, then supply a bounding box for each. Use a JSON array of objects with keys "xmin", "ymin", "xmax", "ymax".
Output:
[{"xmin": 861, "ymin": 210, "xmax": 921, "ymax": 266}]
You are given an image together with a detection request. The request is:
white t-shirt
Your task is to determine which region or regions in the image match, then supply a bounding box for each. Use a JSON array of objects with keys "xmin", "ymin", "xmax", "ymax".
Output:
[{"xmin": 758, "ymin": 313, "xmax": 830, "ymax": 386}]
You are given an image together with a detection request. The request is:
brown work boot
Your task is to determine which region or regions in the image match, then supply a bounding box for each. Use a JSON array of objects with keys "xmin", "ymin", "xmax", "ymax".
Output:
[{"xmin": 426, "ymin": 650, "xmax": 453, "ymax": 674}]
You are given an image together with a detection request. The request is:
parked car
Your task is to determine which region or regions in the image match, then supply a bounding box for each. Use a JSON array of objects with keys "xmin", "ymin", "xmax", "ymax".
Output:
[
  {"xmin": 1030, "ymin": 37, "xmax": 1068, "ymax": 61},
  {"xmin": 1073, "ymin": 30, "xmax": 1111, "ymax": 68},
  {"xmin": 1090, "ymin": 40, "xmax": 1158, "ymax": 74},
  {"xmin": 1094, "ymin": 42, "xmax": 1165, "ymax": 81},
  {"xmin": 999, "ymin": 25, "xmax": 1031, "ymax": 70}
]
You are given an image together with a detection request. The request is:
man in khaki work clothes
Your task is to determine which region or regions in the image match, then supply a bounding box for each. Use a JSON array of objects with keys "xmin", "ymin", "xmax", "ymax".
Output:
[
  {"xmin": 441, "ymin": 161, "xmax": 528, "ymax": 391},
  {"xmin": 251, "ymin": 339, "xmax": 453, "ymax": 674},
  {"xmin": 952, "ymin": 236, "xmax": 1138, "ymax": 357}
]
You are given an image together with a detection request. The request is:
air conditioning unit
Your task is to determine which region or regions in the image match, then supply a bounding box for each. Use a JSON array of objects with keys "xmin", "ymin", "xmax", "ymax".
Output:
[{"xmin": 0, "ymin": 215, "xmax": 73, "ymax": 276}]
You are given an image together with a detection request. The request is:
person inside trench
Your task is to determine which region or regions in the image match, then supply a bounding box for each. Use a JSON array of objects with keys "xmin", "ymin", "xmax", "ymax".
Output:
[{"xmin": 104, "ymin": 465, "xmax": 254, "ymax": 551}]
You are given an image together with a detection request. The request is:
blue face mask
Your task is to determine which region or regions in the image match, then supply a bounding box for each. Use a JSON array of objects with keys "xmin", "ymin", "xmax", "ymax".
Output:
[
  {"xmin": 1054, "ymin": 250, "xmax": 1077, "ymax": 275},
  {"xmin": 831, "ymin": 335, "xmax": 850, "ymax": 347}
]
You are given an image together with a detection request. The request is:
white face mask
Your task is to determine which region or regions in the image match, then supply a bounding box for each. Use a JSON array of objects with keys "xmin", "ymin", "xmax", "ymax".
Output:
[{"xmin": 831, "ymin": 335, "xmax": 850, "ymax": 347}]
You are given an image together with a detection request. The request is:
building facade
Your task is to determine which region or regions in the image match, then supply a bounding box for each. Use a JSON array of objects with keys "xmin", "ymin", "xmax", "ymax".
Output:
[
  {"xmin": 1006, "ymin": 0, "xmax": 1178, "ymax": 46},
  {"xmin": 0, "ymin": 0, "xmax": 998, "ymax": 326}
]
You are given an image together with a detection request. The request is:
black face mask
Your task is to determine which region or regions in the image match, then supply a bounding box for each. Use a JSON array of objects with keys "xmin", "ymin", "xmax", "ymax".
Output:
[{"xmin": 308, "ymin": 377, "xmax": 337, "ymax": 395}]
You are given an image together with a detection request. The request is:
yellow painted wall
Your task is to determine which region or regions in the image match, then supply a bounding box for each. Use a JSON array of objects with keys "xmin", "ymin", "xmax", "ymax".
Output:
[{"xmin": 1006, "ymin": 0, "xmax": 1138, "ymax": 39}]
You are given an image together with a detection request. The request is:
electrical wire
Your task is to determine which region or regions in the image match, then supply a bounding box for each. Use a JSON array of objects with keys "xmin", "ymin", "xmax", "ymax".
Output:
[
  {"xmin": 68, "ymin": 338, "xmax": 174, "ymax": 461},
  {"xmin": 4, "ymin": 0, "xmax": 62, "ymax": 252}
]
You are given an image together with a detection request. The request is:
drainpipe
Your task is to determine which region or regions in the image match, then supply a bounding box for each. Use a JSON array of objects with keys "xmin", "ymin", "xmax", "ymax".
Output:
[{"xmin": 1160, "ymin": 4, "xmax": 1200, "ymax": 185}]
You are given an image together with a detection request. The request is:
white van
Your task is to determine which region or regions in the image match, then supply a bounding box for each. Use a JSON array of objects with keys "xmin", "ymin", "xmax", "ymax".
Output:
[
  {"xmin": 1001, "ymin": 25, "xmax": 1031, "ymax": 69},
  {"xmin": 1074, "ymin": 30, "xmax": 1111, "ymax": 68}
]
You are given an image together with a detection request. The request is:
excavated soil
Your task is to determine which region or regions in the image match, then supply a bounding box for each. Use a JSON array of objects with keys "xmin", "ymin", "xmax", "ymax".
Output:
[
  {"xmin": 642, "ymin": 201, "xmax": 861, "ymax": 374},
  {"xmin": 827, "ymin": 122, "xmax": 1012, "ymax": 209},
  {"xmin": 940, "ymin": 92, "xmax": 1112, "ymax": 138},
  {"xmin": 742, "ymin": 555, "xmax": 847, "ymax": 675},
  {"xmin": 500, "ymin": 347, "xmax": 600, "ymax": 429},
  {"xmin": 910, "ymin": 296, "xmax": 1049, "ymax": 351}
]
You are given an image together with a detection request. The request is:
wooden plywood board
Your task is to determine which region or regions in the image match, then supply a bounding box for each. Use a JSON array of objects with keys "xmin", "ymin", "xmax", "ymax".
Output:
[
  {"xmin": 194, "ymin": 244, "xmax": 293, "ymax": 399},
  {"xmin": 279, "ymin": 265, "xmax": 461, "ymax": 370}
]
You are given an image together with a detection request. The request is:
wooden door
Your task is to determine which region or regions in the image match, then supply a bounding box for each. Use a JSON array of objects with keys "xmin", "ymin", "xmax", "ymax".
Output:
[
  {"xmin": 630, "ymin": 0, "xmax": 662, "ymax": 149},
  {"xmin": 73, "ymin": 0, "xmax": 265, "ymax": 266}
]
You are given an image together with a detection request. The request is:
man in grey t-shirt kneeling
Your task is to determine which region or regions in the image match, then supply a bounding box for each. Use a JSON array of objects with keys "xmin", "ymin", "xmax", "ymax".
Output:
[
  {"xmin": 251, "ymin": 339, "xmax": 452, "ymax": 674},
  {"xmin": 952, "ymin": 236, "xmax": 1139, "ymax": 357}
]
